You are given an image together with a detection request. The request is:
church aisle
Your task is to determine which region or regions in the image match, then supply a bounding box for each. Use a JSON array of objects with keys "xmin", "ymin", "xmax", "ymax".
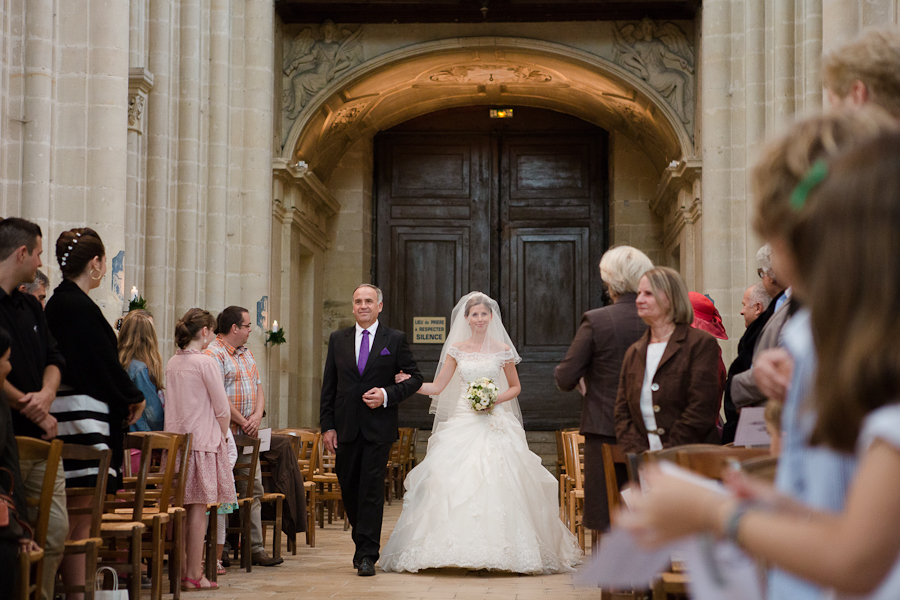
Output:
[{"xmin": 177, "ymin": 501, "xmax": 603, "ymax": 599}]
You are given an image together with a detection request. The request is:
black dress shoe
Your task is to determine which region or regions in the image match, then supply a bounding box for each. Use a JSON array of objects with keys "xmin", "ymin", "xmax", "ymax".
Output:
[
  {"xmin": 353, "ymin": 558, "xmax": 360, "ymax": 569},
  {"xmin": 357, "ymin": 557, "xmax": 376, "ymax": 576}
]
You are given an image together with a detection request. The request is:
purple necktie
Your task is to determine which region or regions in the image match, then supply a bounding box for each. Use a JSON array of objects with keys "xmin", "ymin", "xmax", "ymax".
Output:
[{"xmin": 358, "ymin": 329, "xmax": 370, "ymax": 375}]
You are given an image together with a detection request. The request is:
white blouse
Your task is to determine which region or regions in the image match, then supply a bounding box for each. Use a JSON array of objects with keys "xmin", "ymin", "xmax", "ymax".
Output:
[{"xmin": 640, "ymin": 342, "xmax": 667, "ymax": 451}]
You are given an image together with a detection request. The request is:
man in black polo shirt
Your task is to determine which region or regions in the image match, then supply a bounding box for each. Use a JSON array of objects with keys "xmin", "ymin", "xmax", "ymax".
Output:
[{"xmin": 0, "ymin": 218, "xmax": 67, "ymax": 600}]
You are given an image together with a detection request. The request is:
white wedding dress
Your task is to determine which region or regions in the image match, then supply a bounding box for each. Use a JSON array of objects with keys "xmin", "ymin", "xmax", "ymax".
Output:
[{"xmin": 379, "ymin": 347, "xmax": 582, "ymax": 574}]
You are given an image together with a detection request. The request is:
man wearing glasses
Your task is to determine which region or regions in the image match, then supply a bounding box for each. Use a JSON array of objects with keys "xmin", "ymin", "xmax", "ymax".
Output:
[{"xmin": 206, "ymin": 305, "xmax": 283, "ymax": 566}]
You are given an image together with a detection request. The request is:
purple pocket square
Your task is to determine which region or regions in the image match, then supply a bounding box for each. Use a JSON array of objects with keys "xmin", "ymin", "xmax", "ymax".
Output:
[{"xmin": 380, "ymin": 348, "xmax": 391, "ymax": 356}]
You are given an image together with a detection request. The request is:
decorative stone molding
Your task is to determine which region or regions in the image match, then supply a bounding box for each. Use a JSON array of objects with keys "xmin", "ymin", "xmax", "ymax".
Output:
[
  {"xmin": 329, "ymin": 99, "xmax": 372, "ymax": 133},
  {"xmin": 428, "ymin": 64, "xmax": 552, "ymax": 84},
  {"xmin": 272, "ymin": 158, "xmax": 341, "ymax": 252},
  {"xmin": 128, "ymin": 68, "xmax": 154, "ymax": 133},
  {"xmin": 651, "ymin": 158, "xmax": 701, "ymax": 218},
  {"xmin": 613, "ymin": 19, "xmax": 694, "ymax": 125},
  {"xmin": 282, "ymin": 21, "xmax": 364, "ymax": 121}
]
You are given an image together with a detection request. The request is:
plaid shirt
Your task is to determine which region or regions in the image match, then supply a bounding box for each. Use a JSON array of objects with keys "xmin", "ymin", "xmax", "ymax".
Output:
[{"xmin": 205, "ymin": 337, "xmax": 261, "ymax": 433}]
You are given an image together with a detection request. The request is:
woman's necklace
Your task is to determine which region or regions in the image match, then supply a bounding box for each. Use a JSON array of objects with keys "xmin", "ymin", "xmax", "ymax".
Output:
[{"xmin": 650, "ymin": 324, "xmax": 676, "ymax": 344}]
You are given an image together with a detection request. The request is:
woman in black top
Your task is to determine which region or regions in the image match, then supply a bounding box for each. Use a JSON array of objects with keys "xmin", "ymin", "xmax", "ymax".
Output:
[{"xmin": 44, "ymin": 227, "xmax": 145, "ymax": 592}]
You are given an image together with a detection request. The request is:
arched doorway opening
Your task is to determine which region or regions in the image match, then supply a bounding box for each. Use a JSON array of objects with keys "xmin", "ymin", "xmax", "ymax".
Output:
[
  {"xmin": 272, "ymin": 36, "xmax": 697, "ymax": 430},
  {"xmin": 375, "ymin": 106, "xmax": 607, "ymax": 429}
]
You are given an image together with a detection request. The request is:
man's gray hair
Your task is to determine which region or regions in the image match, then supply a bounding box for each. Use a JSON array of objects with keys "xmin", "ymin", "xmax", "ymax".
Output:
[
  {"xmin": 21, "ymin": 269, "xmax": 49, "ymax": 294},
  {"xmin": 599, "ymin": 246, "xmax": 654, "ymax": 296},
  {"xmin": 756, "ymin": 244, "xmax": 775, "ymax": 278},
  {"xmin": 748, "ymin": 282, "xmax": 771, "ymax": 312},
  {"xmin": 354, "ymin": 283, "xmax": 383, "ymax": 304}
]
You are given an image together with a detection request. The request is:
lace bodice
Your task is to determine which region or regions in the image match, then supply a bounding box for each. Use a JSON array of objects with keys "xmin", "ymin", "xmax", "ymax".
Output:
[{"xmin": 448, "ymin": 347, "xmax": 513, "ymax": 385}]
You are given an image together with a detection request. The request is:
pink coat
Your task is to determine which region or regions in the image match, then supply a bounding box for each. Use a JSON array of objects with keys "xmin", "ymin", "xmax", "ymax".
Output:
[{"xmin": 164, "ymin": 350, "xmax": 231, "ymax": 452}]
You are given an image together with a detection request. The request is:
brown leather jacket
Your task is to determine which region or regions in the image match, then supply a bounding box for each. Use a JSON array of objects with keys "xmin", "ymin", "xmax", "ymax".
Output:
[{"xmin": 615, "ymin": 323, "xmax": 721, "ymax": 453}]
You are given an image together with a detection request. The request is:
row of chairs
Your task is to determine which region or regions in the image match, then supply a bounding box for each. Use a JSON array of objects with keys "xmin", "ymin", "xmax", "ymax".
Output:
[
  {"xmin": 557, "ymin": 430, "xmax": 775, "ymax": 599},
  {"xmin": 16, "ymin": 430, "xmax": 292, "ymax": 600}
]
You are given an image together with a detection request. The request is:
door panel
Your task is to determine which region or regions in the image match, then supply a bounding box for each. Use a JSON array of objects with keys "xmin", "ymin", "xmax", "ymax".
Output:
[{"xmin": 376, "ymin": 129, "xmax": 607, "ymax": 430}]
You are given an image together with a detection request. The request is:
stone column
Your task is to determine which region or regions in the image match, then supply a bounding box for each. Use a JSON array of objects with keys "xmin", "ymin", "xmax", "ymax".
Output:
[
  {"xmin": 774, "ymin": 0, "xmax": 795, "ymax": 124},
  {"xmin": 175, "ymin": 0, "xmax": 202, "ymax": 314},
  {"xmin": 21, "ymin": 0, "xmax": 53, "ymax": 224},
  {"xmin": 145, "ymin": 0, "xmax": 176, "ymax": 346},
  {"xmin": 83, "ymin": 0, "xmax": 130, "ymax": 321},
  {"xmin": 126, "ymin": 69, "xmax": 153, "ymax": 300},
  {"xmin": 205, "ymin": 0, "xmax": 231, "ymax": 309},
  {"xmin": 241, "ymin": 0, "xmax": 275, "ymax": 393},
  {"xmin": 700, "ymin": 0, "xmax": 735, "ymax": 325}
]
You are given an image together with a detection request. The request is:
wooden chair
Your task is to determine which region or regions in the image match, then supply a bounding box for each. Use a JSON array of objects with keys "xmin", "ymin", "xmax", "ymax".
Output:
[
  {"xmin": 100, "ymin": 432, "xmax": 177, "ymax": 600},
  {"xmin": 258, "ymin": 451, "xmax": 285, "ymax": 560},
  {"xmin": 601, "ymin": 443, "xmax": 627, "ymax": 527},
  {"xmin": 740, "ymin": 454, "xmax": 778, "ymax": 483},
  {"xmin": 228, "ymin": 434, "xmax": 261, "ymax": 572},
  {"xmin": 15, "ymin": 437, "xmax": 63, "ymax": 600},
  {"xmin": 385, "ymin": 427, "xmax": 414, "ymax": 504},
  {"xmin": 310, "ymin": 432, "xmax": 346, "ymax": 530},
  {"xmin": 54, "ymin": 444, "xmax": 111, "ymax": 600},
  {"xmin": 556, "ymin": 428, "xmax": 577, "ymax": 520},
  {"xmin": 561, "ymin": 431, "xmax": 586, "ymax": 550},
  {"xmin": 674, "ymin": 446, "xmax": 769, "ymax": 481},
  {"xmin": 141, "ymin": 431, "xmax": 190, "ymax": 598}
]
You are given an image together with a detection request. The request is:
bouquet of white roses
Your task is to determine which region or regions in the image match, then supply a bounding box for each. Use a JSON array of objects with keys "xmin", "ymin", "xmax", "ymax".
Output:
[{"xmin": 466, "ymin": 377, "xmax": 498, "ymax": 412}]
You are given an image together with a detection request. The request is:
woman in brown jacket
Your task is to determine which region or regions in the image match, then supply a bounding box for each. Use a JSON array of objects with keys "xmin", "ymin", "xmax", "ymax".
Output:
[{"xmin": 615, "ymin": 267, "xmax": 721, "ymax": 453}]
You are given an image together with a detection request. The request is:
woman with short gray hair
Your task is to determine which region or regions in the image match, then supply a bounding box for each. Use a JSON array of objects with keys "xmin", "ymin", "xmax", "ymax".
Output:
[{"xmin": 554, "ymin": 245, "xmax": 652, "ymax": 534}]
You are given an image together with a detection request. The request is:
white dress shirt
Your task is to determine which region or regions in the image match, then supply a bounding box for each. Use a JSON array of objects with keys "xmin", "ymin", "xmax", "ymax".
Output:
[
  {"xmin": 640, "ymin": 341, "xmax": 667, "ymax": 451},
  {"xmin": 356, "ymin": 321, "xmax": 389, "ymax": 407}
]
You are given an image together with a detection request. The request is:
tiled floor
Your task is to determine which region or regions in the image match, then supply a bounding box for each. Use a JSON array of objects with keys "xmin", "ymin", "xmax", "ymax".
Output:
[{"xmin": 179, "ymin": 502, "xmax": 603, "ymax": 600}]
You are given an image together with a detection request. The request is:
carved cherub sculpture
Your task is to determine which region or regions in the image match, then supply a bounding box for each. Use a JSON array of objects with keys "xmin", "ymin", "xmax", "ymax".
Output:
[
  {"xmin": 282, "ymin": 20, "xmax": 363, "ymax": 120},
  {"xmin": 614, "ymin": 19, "xmax": 694, "ymax": 124}
]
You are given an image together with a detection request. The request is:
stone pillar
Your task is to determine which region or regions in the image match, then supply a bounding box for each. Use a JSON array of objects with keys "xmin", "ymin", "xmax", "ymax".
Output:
[
  {"xmin": 241, "ymin": 0, "xmax": 275, "ymax": 396},
  {"xmin": 700, "ymin": 0, "xmax": 734, "ymax": 325},
  {"xmin": 145, "ymin": 0, "xmax": 176, "ymax": 346},
  {"xmin": 774, "ymin": 0, "xmax": 796, "ymax": 124},
  {"xmin": 205, "ymin": 0, "xmax": 231, "ymax": 310},
  {"xmin": 86, "ymin": 0, "xmax": 130, "ymax": 321},
  {"xmin": 126, "ymin": 69, "xmax": 153, "ymax": 300},
  {"xmin": 175, "ymin": 0, "xmax": 203, "ymax": 314},
  {"xmin": 21, "ymin": 0, "xmax": 53, "ymax": 224}
]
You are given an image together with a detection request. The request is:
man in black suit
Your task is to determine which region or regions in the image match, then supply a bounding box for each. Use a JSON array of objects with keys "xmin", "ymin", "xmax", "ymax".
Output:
[{"xmin": 320, "ymin": 284, "xmax": 422, "ymax": 576}]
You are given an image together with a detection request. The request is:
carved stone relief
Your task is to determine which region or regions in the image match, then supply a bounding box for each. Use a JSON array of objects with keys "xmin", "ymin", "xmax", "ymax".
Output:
[
  {"xmin": 127, "ymin": 68, "xmax": 154, "ymax": 134},
  {"xmin": 613, "ymin": 19, "xmax": 694, "ymax": 124},
  {"xmin": 282, "ymin": 21, "xmax": 364, "ymax": 122},
  {"xmin": 428, "ymin": 64, "xmax": 552, "ymax": 84},
  {"xmin": 128, "ymin": 94, "xmax": 145, "ymax": 130},
  {"xmin": 329, "ymin": 100, "xmax": 371, "ymax": 133}
]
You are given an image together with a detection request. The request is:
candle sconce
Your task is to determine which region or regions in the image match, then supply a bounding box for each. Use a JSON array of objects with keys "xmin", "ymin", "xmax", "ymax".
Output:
[{"xmin": 265, "ymin": 321, "xmax": 286, "ymax": 346}]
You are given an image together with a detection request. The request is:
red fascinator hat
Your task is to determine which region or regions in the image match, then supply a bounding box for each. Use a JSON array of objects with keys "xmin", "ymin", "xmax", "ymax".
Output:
[{"xmin": 689, "ymin": 291, "xmax": 728, "ymax": 340}]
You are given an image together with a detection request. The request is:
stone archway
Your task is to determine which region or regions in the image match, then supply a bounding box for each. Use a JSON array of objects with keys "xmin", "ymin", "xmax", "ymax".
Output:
[
  {"xmin": 268, "ymin": 35, "xmax": 702, "ymax": 429},
  {"xmin": 281, "ymin": 36, "xmax": 695, "ymax": 181}
]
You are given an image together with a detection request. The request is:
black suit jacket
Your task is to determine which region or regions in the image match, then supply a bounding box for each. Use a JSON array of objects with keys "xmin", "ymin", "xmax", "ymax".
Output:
[{"xmin": 320, "ymin": 324, "xmax": 423, "ymax": 444}]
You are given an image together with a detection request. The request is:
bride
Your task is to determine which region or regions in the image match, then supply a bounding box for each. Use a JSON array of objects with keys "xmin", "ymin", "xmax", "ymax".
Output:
[{"xmin": 379, "ymin": 292, "xmax": 582, "ymax": 574}]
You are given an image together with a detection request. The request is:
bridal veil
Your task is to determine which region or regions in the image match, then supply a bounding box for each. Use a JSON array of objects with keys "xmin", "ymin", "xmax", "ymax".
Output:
[{"xmin": 428, "ymin": 292, "xmax": 522, "ymax": 431}]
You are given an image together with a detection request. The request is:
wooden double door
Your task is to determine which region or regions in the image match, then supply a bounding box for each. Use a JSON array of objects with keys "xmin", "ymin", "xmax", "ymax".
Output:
[{"xmin": 375, "ymin": 127, "xmax": 608, "ymax": 430}]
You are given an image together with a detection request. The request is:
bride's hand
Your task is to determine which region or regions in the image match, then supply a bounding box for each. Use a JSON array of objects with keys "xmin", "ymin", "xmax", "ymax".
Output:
[{"xmin": 395, "ymin": 370, "xmax": 411, "ymax": 384}]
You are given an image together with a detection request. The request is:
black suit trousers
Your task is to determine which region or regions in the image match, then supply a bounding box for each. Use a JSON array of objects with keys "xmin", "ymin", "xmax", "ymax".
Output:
[{"xmin": 336, "ymin": 435, "xmax": 394, "ymax": 563}]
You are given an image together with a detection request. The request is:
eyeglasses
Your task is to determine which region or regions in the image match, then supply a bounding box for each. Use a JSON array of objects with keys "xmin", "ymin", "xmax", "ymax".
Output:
[
  {"xmin": 757, "ymin": 268, "xmax": 765, "ymax": 279},
  {"xmin": 239, "ymin": 323, "xmax": 252, "ymax": 329}
]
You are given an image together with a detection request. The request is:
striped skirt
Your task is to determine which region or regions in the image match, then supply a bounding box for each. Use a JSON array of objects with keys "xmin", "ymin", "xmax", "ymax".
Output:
[{"xmin": 51, "ymin": 390, "xmax": 119, "ymax": 491}]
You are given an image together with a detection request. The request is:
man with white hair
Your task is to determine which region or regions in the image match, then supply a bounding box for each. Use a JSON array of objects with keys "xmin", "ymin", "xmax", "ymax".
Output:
[
  {"xmin": 728, "ymin": 245, "xmax": 790, "ymax": 426},
  {"xmin": 721, "ymin": 281, "xmax": 773, "ymax": 443}
]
